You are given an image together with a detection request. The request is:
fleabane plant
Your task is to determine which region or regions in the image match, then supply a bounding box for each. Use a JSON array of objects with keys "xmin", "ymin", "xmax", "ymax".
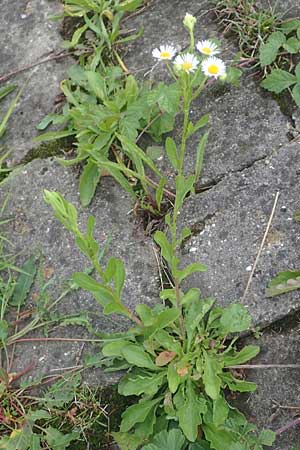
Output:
[{"xmin": 44, "ymin": 12, "xmax": 275, "ymax": 450}]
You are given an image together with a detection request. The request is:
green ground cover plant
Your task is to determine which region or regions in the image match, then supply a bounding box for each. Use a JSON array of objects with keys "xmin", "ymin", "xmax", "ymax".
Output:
[
  {"xmin": 43, "ymin": 13, "xmax": 276, "ymax": 450},
  {"xmin": 214, "ymin": 0, "xmax": 300, "ymax": 107}
]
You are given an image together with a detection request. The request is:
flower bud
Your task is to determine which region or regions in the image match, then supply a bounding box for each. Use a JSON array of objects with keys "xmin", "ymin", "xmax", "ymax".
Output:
[
  {"xmin": 183, "ymin": 13, "xmax": 197, "ymax": 33},
  {"xmin": 220, "ymin": 73, "xmax": 227, "ymax": 81}
]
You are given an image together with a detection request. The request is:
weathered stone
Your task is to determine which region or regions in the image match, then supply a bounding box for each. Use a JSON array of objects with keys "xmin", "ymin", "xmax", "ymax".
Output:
[
  {"xmin": 0, "ymin": 158, "xmax": 159, "ymax": 382},
  {"xmin": 177, "ymin": 142, "xmax": 300, "ymax": 328},
  {"xmin": 0, "ymin": 0, "xmax": 71, "ymax": 164},
  {"xmin": 234, "ymin": 326, "xmax": 300, "ymax": 450},
  {"xmin": 260, "ymin": 0, "xmax": 300, "ymax": 18}
]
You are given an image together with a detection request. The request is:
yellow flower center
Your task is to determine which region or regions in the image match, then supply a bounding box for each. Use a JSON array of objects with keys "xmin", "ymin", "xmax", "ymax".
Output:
[
  {"xmin": 202, "ymin": 47, "xmax": 212, "ymax": 55},
  {"xmin": 160, "ymin": 51, "xmax": 171, "ymax": 59},
  {"xmin": 208, "ymin": 64, "xmax": 219, "ymax": 75},
  {"xmin": 182, "ymin": 61, "xmax": 193, "ymax": 72}
]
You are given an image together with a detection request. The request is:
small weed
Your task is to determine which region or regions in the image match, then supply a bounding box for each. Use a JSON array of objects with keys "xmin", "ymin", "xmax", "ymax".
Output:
[
  {"xmin": 213, "ymin": 0, "xmax": 300, "ymax": 107},
  {"xmin": 43, "ymin": 14, "xmax": 276, "ymax": 450}
]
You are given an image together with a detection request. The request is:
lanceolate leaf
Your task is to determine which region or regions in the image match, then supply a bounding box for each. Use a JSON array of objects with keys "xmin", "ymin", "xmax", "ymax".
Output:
[
  {"xmin": 223, "ymin": 345, "xmax": 260, "ymax": 367},
  {"xmin": 11, "ymin": 256, "xmax": 36, "ymax": 307},
  {"xmin": 265, "ymin": 270, "xmax": 300, "ymax": 297},
  {"xmin": 121, "ymin": 344, "xmax": 157, "ymax": 370},
  {"xmin": 118, "ymin": 371, "xmax": 166, "ymax": 396},
  {"xmin": 176, "ymin": 381, "xmax": 207, "ymax": 441},
  {"xmin": 120, "ymin": 397, "xmax": 162, "ymax": 432},
  {"xmin": 79, "ymin": 159, "xmax": 101, "ymax": 206}
]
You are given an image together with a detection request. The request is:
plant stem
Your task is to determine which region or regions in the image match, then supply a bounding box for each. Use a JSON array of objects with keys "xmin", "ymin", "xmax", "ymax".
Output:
[
  {"xmin": 174, "ymin": 279, "xmax": 186, "ymax": 341},
  {"xmin": 275, "ymin": 417, "xmax": 300, "ymax": 435},
  {"xmin": 178, "ymin": 94, "xmax": 190, "ymax": 174}
]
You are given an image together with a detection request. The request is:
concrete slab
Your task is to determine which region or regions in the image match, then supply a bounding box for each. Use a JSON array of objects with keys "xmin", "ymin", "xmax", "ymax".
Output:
[
  {"xmin": 177, "ymin": 142, "xmax": 300, "ymax": 328},
  {"xmin": 0, "ymin": 0, "xmax": 71, "ymax": 165}
]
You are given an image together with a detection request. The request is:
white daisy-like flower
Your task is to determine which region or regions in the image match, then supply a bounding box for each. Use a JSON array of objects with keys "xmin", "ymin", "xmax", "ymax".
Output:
[
  {"xmin": 196, "ymin": 40, "xmax": 220, "ymax": 56},
  {"xmin": 201, "ymin": 56, "xmax": 226, "ymax": 78},
  {"xmin": 152, "ymin": 45, "xmax": 177, "ymax": 61},
  {"xmin": 174, "ymin": 53, "xmax": 199, "ymax": 73}
]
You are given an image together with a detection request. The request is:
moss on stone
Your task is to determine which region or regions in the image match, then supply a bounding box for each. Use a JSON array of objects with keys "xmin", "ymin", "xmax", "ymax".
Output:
[{"xmin": 20, "ymin": 137, "xmax": 73, "ymax": 165}]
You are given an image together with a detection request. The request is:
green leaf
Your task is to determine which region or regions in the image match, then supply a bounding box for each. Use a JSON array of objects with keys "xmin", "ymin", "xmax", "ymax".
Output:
[
  {"xmin": 203, "ymin": 423, "xmax": 236, "ymax": 450},
  {"xmin": 280, "ymin": 19, "xmax": 300, "ymax": 33},
  {"xmin": 44, "ymin": 191, "xmax": 79, "ymax": 234},
  {"xmin": 203, "ymin": 353, "xmax": 222, "ymax": 399},
  {"xmin": 176, "ymin": 381, "xmax": 207, "ymax": 441},
  {"xmin": 79, "ymin": 159, "xmax": 101, "ymax": 207},
  {"xmin": 188, "ymin": 442, "xmax": 211, "ymax": 450},
  {"xmin": 117, "ymin": 0, "xmax": 143, "ymax": 12},
  {"xmin": 0, "ymin": 84, "xmax": 17, "ymax": 101},
  {"xmin": 167, "ymin": 361, "xmax": 181, "ymax": 393},
  {"xmin": 174, "ymin": 175, "xmax": 195, "ymax": 216},
  {"xmin": 145, "ymin": 308, "xmax": 180, "ymax": 338},
  {"xmin": 292, "ymin": 84, "xmax": 300, "ymax": 107},
  {"xmin": 261, "ymin": 69, "xmax": 296, "ymax": 94},
  {"xmin": 225, "ymin": 67, "xmax": 242, "ymax": 86},
  {"xmin": 185, "ymin": 297, "xmax": 215, "ymax": 350},
  {"xmin": 220, "ymin": 372, "xmax": 257, "ymax": 392},
  {"xmin": 165, "ymin": 137, "xmax": 179, "ymax": 170},
  {"xmin": 175, "ymin": 262, "xmax": 207, "ymax": 283},
  {"xmin": 181, "ymin": 288, "xmax": 201, "ymax": 305},
  {"xmin": 220, "ymin": 304, "xmax": 251, "ymax": 333},
  {"xmin": 120, "ymin": 397, "xmax": 162, "ymax": 432},
  {"xmin": 121, "ymin": 344, "xmax": 157, "ymax": 370},
  {"xmin": 187, "ymin": 114, "xmax": 210, "ymax": 138},
  {"xmin": 155, "ymin": 177, "xmax": 166, "ymax": 211},
  {"xmin": 223, "ymin": 345, "xmax": 260, "ymax": 367},
  {"xmin": 266, "ymin": 270, "xmax": 300, "ymax": 297},
  {"xmin": 11, "ymin": 256, "xmax": 36, "ymax": 307},
  {"xmin": 26, "ymin": 409, "xmax": 51, "ymax": 422},
  {"xmin": 118, "ymin": 134, "xmax": 161, "ymax": 177},
  {"xmin": 195, "ymin": 132, "xmax": 209, "ymax": 185},
  {"xmin": 258, "ymin": 429, "xmax": 276, "ymax": 446},
  {"xmin": 295, "ymin": 63, "xmax": 300, "ymax": 82},
  {"xmin": 148, "ymin": 82, "xmax": 180, "ymax": 115},
  {"xmin": 85, "ymin": 71, "xmax": 107, "ymax": 101},
  {"xmin": 212, "ymin": 396, "xmax": 229, "ymax": 426},
  {"xmin": 0, "ymin": 320, "xmax": 9, "ymax": 341},
  {"xmin": 62, "ymin": 23, "xmax": 88, "ymax": 48},
  {"xmin": 283, "ymin": 37, "xmax": 300, "ymax": 53},
  {"xmin": 102, "ymin": 340, "xmax": 131, "ymax": 357},
  {"xmin": 259, "ymin": 31, "xmax": 286, "ymax": 66},
  {"xmin": 142, "ymin": 429, "xmax": 186, "ymax": 450},
  {"xmin": 111, "ymin": 432, "xmax": 142, "ymax": 450},
  {"xmin": 33, "ymin": 129, "xmax": 75, "ymax": 142},
  {"xmin": 124, "ymin": 75, "xmax": 139, "ymax": 104},
  {"xmin": 118, "ymin": 371, "xmax": 165, "ymax": 397},
  {"xmin": 154, "ymin": 231, "xmax": 173, "ymax": 265},
  {"xmin": 147, "ymin": 146, "xmax": 163, "ymax": 160},
  {"xmin": 45, "ymin": 426, "xmax": 78, "ymax": 450}
]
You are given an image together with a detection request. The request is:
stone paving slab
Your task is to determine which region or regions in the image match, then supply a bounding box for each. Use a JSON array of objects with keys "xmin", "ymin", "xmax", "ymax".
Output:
[
  {"xmin": 177, "ymin": 142, "xmax": 300, "ymax": 328},
  {"xmin": 0, "ymin": 0, "xmax": 71, "ymax": 165},
  {"xmin": 235, "ymin": 328, "xmax": 300, "ymax": 450},
  {"xmin": 124, "ymin": 0, "xmax": 290, "ymax": 188},
  {"xmin": 0, "ymin": 158, "xmax": 159, "ymax": 382}
]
